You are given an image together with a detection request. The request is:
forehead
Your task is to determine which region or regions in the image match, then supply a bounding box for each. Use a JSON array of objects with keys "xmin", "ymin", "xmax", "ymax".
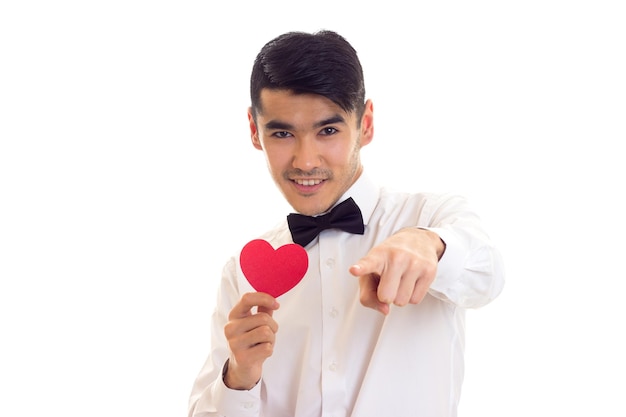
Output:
[{"xmin": 257, "ymin": 89, "xmax": 355, "ymax": 126}]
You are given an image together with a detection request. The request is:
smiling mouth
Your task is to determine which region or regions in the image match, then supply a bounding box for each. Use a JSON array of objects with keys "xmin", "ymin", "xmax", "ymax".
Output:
[{"xmin": 293, "ymin": 178, "xmax": 324, "ymax": 186}]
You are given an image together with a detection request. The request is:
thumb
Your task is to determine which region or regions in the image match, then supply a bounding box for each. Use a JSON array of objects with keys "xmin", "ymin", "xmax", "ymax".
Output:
[{"xmin": 257, "ymin": 296, "xmax": 280, "ymax": 317}]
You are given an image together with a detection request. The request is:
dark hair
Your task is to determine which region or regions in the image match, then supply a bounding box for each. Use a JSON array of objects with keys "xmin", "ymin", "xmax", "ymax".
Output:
[{"xmin": 250, "ymin": 30, "xmax": 366, "ymax": 121}]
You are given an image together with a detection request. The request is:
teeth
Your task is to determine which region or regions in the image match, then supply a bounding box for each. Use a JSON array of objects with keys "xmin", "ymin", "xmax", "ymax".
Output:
[{"xmin": 295, "ymin": 179, "xmax": 322, "ymax": 186}]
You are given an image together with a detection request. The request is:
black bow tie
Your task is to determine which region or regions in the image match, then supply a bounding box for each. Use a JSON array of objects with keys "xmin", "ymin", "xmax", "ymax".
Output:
[{"xmin": 287, "ymin": 197, "xmax": 365, "ymax": 247}]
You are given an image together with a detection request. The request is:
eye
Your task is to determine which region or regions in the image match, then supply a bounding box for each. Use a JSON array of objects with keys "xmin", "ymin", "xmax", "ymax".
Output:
[
  {"xmin": 272, "ymin": 131, "xmax": 293, "ymax": 139},
  {"xmin": 320, "ymin": 127, "xmax": 338, "ymax": 136}
]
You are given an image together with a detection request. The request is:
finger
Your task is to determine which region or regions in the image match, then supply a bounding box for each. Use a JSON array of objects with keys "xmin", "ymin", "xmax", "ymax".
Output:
[
  {"xmin": 225, "ymin": 324, "xmax": 277, "ymax": 390},
  {"xmin": 239, "ymin": 339, "xmax": 275, "ymax": 364},
  {"xmin": 229, "ymin": 292, "xmax": 280, "ymax": 320},
  {"xmin": 225, "ymin": 308, "xmax": 279, "ymax": 342},
  {"xmin": 393, "ymin": 272, "xmax": 419, "ymax": 306},
  {"xmin": 231, "ymin": 321, "xmax": 277, "ymax": 351},
  {"xmin": 358, "ymin": 275, "xmax": 390, "ymax": 316},
  {"xmin": 349, "ymin": 250, "xmax": 385, "ymax": 278},
  {"xmin": 408, "ymin": 261, "xmax": 437, "ymax": 304},
  {"xmin": 351, "ymin": 253, "xmax": 393, "ymax": 314},
  {"xmin": 257, "ymin": 304, "xmax": 278, "ymax": 317},
  {"xmin": 374, "ymin": 261, "xmax": 404, "ymax": 305},
  {"xmin": 409, "ymin": 274, "xmax": 434, "ymax": 305},
  {"xmin": 409, "ymin": 283, "xmax": 428, "ymax": 305},
  {"xmin": 227, "ymin": 310, "xmax": 279, "ymax": 335},
  {"xmin": 225, "ymin": 318, "xmax": 278, "ymax": 376}
]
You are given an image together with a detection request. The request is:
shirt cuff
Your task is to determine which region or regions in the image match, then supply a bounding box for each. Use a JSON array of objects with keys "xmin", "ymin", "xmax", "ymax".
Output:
[
  {"xmin": 212, "ymin": 361, "xmax": 262, "ymax": 416},
  {"xmin": 421, "ymin": 227, "xmax": 466, "ymax": 300}
]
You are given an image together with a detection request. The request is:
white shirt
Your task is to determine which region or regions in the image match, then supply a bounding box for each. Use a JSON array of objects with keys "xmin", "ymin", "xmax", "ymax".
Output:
[{"xmin": 188, "ymin": 172, "xmax": 505, "ymax": 417}]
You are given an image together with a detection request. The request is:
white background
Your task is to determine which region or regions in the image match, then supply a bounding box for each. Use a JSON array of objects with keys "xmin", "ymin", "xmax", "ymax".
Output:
[{"xmin": 1, "ymin": 1, "xmax": 625, "ymax": 416}]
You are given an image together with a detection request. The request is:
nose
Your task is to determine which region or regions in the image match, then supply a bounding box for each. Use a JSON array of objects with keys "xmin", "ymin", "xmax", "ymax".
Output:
[{"xmin": 292, "ymin": 137, "xmax": 321, "ymax": 172}]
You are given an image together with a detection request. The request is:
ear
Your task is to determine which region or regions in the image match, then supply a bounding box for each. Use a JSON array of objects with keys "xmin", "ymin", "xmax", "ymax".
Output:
[
  {"xmin": 248, "ymin": 108, "xmax": 263, "ymax": 150},
  {"xmin": 359, "ymin": 99, "xmax": 374, "ymax": 147}
]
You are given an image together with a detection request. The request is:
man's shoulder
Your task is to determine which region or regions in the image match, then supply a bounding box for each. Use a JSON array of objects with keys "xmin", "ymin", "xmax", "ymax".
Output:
[
  {"xmin": 256, "ymin": 220, "xmax": 293, "ymax": 246},
  {"xmin": 378, "ymin": 186, "xmax": 452, "ymax": 205}
]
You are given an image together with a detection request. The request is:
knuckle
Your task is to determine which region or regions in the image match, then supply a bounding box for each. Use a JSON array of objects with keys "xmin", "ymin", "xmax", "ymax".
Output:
[
  {"xmin": 241, "ymin": 292, "xmax": 255, "ymax": 304},
  {"xmin": 359, "ymin": 292, "xmax": 369, "ymax": 306},
  {"xmin": 258, "ymin": 312, "xmax": 272, "ymax": 324},
  {"xmin": 423, "ymin": 261, "xmax": 437, "ymax": 278},
  {"xmin": 410, "ymin": 291, "xmax": 427, "ymax": 304},
  {"xmin": 256, "ymin": 313, "xmax": 275, "ymax": 330},
  {"xmin": 260, "ymin": 325, "xmax": 274, "ymax": 340},
  {"xmin": 223, "ymin": 322, "xmax": 236, "ymax": 338},
  {"xmin": 259, "ymin": 342, "xmax": 274, "ymax": 357},
  {"xmin": 394, "ymin": 298, "xmax": 408, "ymax": 307}
]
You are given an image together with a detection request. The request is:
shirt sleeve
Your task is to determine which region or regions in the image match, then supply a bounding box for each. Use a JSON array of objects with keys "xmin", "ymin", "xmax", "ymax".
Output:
[
  {"xmin": 420, "ymin": 193, "xmax": 505, "ymax": 309},
  {"xmin": 191, "ymin": 370, "xmax": 262, "ymax": 417},
  {"xmin": 188, "ymin": 258, "xmax": 263, "ymax": 417}
]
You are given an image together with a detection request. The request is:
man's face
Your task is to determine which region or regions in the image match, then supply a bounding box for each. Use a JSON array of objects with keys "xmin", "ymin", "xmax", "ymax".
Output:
[{"xmin": 249, "ymin": 89, "xmax": 374, "ymax": 216}]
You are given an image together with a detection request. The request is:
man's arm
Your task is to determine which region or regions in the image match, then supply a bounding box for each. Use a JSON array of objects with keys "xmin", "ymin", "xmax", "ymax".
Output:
[
  {"xmin": 188, "ymin": 260, "xmax": 279, "ymax": 417},
  {"xmin": 350, "ymin": 194, "xmax": 505, "ymax": 313}
]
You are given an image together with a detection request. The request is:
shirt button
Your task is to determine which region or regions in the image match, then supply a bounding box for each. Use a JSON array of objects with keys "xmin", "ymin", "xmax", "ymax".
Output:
[
  {"xmin": 325, "ymin": 258, "xmax": 335, "ymax": 268},
  {"xmin": 330, "ymin": 307, "xmax": 339, "ymax": 318},
  {"xmin": 329, "ymin": 361, "xmax": 338, "ymax": 372}
]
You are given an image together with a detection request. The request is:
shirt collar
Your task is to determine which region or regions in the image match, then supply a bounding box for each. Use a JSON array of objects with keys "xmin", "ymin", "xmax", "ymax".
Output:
[{"xmin": 335, "ymin": 170, "xmax": 379, "ymax": 227}]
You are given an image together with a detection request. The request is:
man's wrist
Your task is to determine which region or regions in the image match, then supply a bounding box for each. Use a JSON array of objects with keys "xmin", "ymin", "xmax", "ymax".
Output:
[
  {"xmin": 416, "ymin": 227, "xmax": 446, "ymax": 260},
  {"xmin": 222, "ymin": 359, "xmax": 259, "ymax": 391}
]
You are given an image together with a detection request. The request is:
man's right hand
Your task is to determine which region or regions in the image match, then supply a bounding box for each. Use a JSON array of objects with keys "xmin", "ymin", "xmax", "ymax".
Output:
[{"xmin": 223, "ymin": 292, "xmax": 280, "ymax": 390}]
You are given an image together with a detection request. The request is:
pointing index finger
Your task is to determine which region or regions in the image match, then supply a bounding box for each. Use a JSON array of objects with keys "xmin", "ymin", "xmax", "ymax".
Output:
[{"xmin": 349, "ymin": 253, "xmax": 383, "ymax": 277}]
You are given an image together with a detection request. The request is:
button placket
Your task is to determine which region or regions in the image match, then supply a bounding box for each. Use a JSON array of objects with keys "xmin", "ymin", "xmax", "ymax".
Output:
[{"xmin": 318, "ymin": 232, "xmax": 349, "ymax": 416}]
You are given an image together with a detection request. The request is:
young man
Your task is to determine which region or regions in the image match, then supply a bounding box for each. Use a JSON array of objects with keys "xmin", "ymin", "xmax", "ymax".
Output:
[{"xmin": 188, "ymin": 30, "xmax": 504, "ymax": 417}]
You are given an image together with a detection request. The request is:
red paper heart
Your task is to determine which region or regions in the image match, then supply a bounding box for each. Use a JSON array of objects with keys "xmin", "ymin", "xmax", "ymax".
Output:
[{"xmin": 240, "ymin": 239, "xmax": 308, "ymax": 298}]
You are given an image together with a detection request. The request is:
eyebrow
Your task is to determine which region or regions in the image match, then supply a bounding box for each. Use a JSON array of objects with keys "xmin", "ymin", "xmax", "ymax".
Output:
[{"xmin": 263, "ymin": 114, "xmax": 347, "ymax": 131}]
